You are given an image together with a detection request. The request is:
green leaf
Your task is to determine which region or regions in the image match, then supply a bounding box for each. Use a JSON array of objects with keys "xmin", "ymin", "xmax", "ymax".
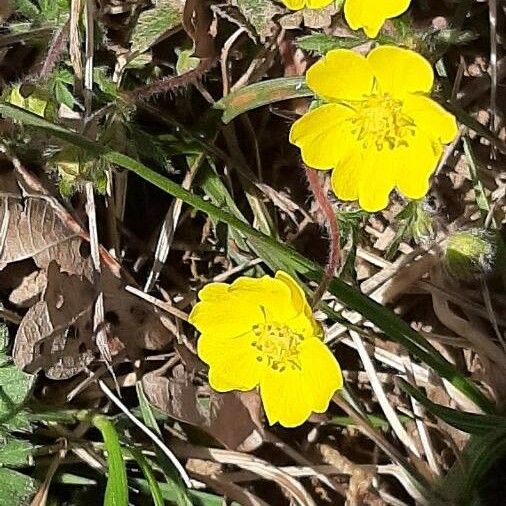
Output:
[
  {"xmin": 93, "ymin": 416, "xmax": 128, "ymax": 506},
  {"xmin": 93, "ymin": 68, "xmax": 118, "ymax": 99},
  {"xmin": 53, "ymin": 80, "xmax": 79, "ymax": 109},
  {"xmin": 0, "ymin": 468, "xmax": 36, "ymax": 505},
  {"xmin": 128, "ymin": 448, "xmax": 164, "ymax": 506},
  {"xmin": 132, "ymin": 477, "xmax": 240, "ymax": 506},
  {"xmin": 14, "ymin": 0, "xmax": 40, "ymax": 19},
  {"xmin": 130, "ymin": 0, "xmax": 183, "ymax": 55},
  {"xmin": 0, "ymin": 356, "xmax": 34, "ymax": 431},
  {"xmin": 439, "ymin": 430, "xmax": 506, "ymax": 505},
  {"xmin": 398, "ymin": 379, "xmax": 506, "ymax": 436},
  {"xmin": 37, "ymin": 0, "xmax": 70, "ymax": 24},
  {"xmin": 296, "ymin": 33, "xmax": 366, "ymax": 55},
  {"xmin": 215, "ymin": 77, "xmax": 312, "ymax": 124},
  {"xmin": 0, "ymin": 105, "xmax": 494, "ymax": 414},
  {"xmin": 233, "ymin": 0, "xmax": 282, "ymax": 40},
  {"xmin": 0, "ymin": 438, "xmax": 33, "ymax": 468}
]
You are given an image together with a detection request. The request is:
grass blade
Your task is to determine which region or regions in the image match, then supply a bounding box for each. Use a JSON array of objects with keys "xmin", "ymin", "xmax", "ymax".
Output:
[
  {"xmin": 93, "ymin": 415, "xmax": 128, "ymax": 506},
  {"xmin": 398, "ymin": 379, "xmax": 506, "ymax": 435},
  {"xmin": 128, "ymin": 447, "xmax": 164, "ymax": 506}
]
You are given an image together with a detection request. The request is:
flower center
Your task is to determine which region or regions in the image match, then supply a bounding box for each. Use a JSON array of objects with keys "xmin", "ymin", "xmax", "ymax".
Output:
[
  {"xmin": 251, "ymin": 323, "xmax": 304, "ymax": 372},
  {"xmin": 348, "ymin": 94, "xmax": 416, "ymax": 150}
]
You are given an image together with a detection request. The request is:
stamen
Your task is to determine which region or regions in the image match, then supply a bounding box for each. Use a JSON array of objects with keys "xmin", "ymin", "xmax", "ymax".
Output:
[
  {"xmin": 250, "ymin": 322, "xmax": 303, "ymax": 372},
  {"xmin": 347, "ymin": 93, "xmax": 415, "ymax": 150}
]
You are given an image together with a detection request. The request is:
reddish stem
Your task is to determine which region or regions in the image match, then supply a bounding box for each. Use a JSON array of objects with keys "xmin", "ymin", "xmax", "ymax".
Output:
[
  {"xmin": 304, "ymin": 166, "xmax": 341, "ymax": 307},
  {"xmin": 39, "ymin": 20, "xmax": 70, "ymax": 80}
]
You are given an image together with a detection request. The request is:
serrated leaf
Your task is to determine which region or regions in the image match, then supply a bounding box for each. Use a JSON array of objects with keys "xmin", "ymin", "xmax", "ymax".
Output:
[
  {"xmin": 93, "ymin": 68, "xmax": 118, "ymax": 99},
  {"xmin": 232, "ymin": 0, "xmax": 282, "ymax": 40},
  {"xmin": 14, "ymin": 0, "xmax": 40, "ymax": 19},
  {"xmin": 130, "ymin": 0, "xmax": 184, "ymax": 55},
  {"xmin": 53, "ymin": 80, "xmax": 78, "ymax": 109},
  {"xmin": 0, "ymin": 468, "xmax": 36, "ymax": 505},
  {"xmin": 0, "ymin": 357, "xmax": 34, "ymax": 431},
  {"xmin": 37, "ymin": 0, "xmax": 69, "ymax": 24},
  {"xmin": 0, "ymin": 438, "xmax": 33, "ymax": 467}
]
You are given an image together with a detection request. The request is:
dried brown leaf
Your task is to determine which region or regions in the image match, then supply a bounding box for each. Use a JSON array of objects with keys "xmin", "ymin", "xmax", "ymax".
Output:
[
  {"xmin": 14, "ymin": 262, "xmax": 95, "ymax": 379},
  {"xmin": 0, "ymin": 189, "xmax": 93, "ymax": 280},
  {"xmin": 142, "ymin": 368, "xmax": 263, "ymax": 451}
]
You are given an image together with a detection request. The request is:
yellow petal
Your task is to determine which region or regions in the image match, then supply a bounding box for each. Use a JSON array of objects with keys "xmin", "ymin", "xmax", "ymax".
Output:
[
  {"xmin": 199, "ymin": 332, "xmax": 262, "ymax": 392},
  {"xmin": 306, "ymin": 0, "xmax": 334, "ymax": 8},
  {"xmin": 394, "ymin": 131, "xmax": 442, "ymax": 199},
  {"xmin": 368, "ymin": 45, "xmax": 433, "ymax": 96},
  {"xmin": 403, "ymin": 94, "xmax": 458, "ymax": 144},
  {"xmin": 344, "ymin": 0, "xmax": 410, "ymax": 38},
  {"xmin": 306, "ymin": 49, "xmax": 374, "ymax": 101},
  {"xmin": 275, "ymin": 271, "xmax": 321, "ymax": 337},
  {"xmin": 357, "ymin": 148, "xmax": 396, "ymax": 212},
  {"xmin": 229, "ymin": 275, "xmax": 298, "ymax": 322},
  {"xmin": 281, "ymin": 0, "xmax": 305, "ymax": 9},
  {"xmin": 330, "ymin": 149, "xmax": 362, "ymax": 202},
  {"xmin": 189, "ymin": 284, "xmax": 263, "ymax": 340},
  {"xmin": 290, "ymin": 103, "xmax": 355, "ymax": 170},
  {"xmin": 299, "ymin": 337, "xmax": 343, "ymax": 413},
  {"xmin": 260, "ymin": 337, "xmax": 342, "ymax": 427},
  {"xmin": 275, "ymin": 271, "xmax": 311, "ymax": 317}
]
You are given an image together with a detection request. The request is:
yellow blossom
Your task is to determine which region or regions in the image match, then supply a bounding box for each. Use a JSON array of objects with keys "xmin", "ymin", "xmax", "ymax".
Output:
[
  {"xmin": 188, "ymin": 271, "xmax": 343, "ymax": 427},
  {"xmin": 280, "ymin": 0, "xmax": 410, "ymax": 38},
  {"xmin": 344, "ymin": 0, "xmax": 411, "ymax": 38},
  {"xmin": 289, "ymin": 46, "xmax": 458, "ymax": 212}
]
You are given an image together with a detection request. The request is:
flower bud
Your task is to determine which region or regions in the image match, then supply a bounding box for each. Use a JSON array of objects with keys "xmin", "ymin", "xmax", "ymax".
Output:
[{"xmin": 444, "ymin": 229, "xmax": 497, "ymax": 280}]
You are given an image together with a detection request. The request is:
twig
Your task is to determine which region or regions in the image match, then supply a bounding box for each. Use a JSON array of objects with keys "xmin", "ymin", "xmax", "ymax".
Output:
[
  {"xmin": 304, "ymin": 167, "xmax": 340, "ymax": 307},
  {"xmin": 401, "ymin": 356, "xmax": 441, "ymax": 477},
  {"xmin": 144, "ymin": 153, "xmax": 205, "ymax": 292},
  {"xmin": 349, "ymin": 330, "xmax": 421, "ymax": 458}
]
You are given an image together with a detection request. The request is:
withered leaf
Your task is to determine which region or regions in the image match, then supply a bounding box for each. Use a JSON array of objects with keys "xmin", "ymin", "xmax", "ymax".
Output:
[
  {"xmin": 280, "ymin": 3, "xmax": 339, "ymax": 31},
  {"xmin": 142, "ymin": 368, "xmax": 263, "ymax": 452},
  {"xmin": 14, "ymin": 265, "xmax": 172, "ymax": 379},
  {"xmin": 14, "ymin": 262, "xmax": 95, "ymax": 380},
  {"xmin": 0, "ymin": 188, "xmax": 93, "ymax": 280}
]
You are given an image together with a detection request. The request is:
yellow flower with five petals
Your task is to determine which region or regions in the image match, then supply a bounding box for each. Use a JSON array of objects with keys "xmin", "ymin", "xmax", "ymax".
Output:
[
  {"xmin": 289, "ymin": 46, "xmax": 458, "ymax": 212},
  {"xmin": 281, "ymin": 0, "xmax": 411, "ymax": 39},
  {"xmin": 188, "ymin": 271, "xmax": 343, "ymax": 428}
]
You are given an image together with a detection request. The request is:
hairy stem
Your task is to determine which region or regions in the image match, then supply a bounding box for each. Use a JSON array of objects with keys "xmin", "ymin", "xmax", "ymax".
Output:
[
  {"xmin": 305, "ymin": 167, "xmax": 341, "ymax": 307},
  {"xmin": 39, "ymin": 20, "xmax": 70, "ymax": 79},
  {"xmin": 131, "ymin": 57, "xmax": 215, "ymax": 101}
]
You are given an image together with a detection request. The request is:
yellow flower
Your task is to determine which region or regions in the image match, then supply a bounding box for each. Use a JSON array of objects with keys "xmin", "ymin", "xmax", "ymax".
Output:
[
  {"xmin": 289, "ymin": 46, "xmax": 458, "ymax": 212},
  {"xmin": 344, "ymin": 0, "xmax": 411, "ymax": 38},
  {"xmin": 188, "ymin": 271, "xmax": 343, "ymax": 427},
  {"xmin": 281, "ymin": 0, "xmax": 334, "ymax": 11},
  {"xmin": 281, "ymin": 0, "xmax": 409, "ymax": 38}
]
